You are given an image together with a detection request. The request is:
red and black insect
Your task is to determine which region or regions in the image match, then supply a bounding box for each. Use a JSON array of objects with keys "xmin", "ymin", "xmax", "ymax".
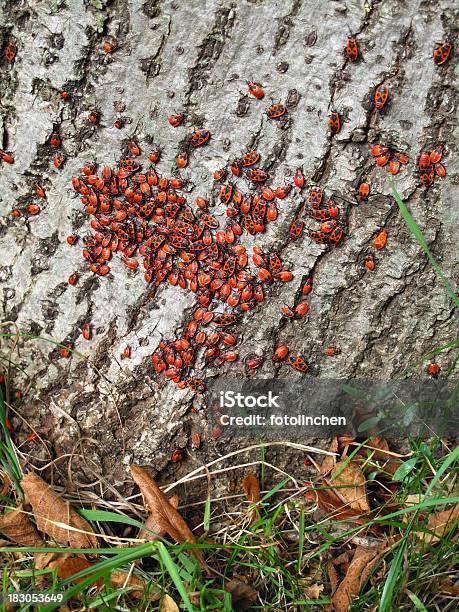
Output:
[
  {"xmin": 328, "ymin": 225, "xmax": 344, "ymax": 245},
  {"xmin": 268, "ymin": 252, "xmax": 283, "ymax": 275},
  {"xmin": 4, "ymin": 42, "xmax": 17, "ymax": 64},
  {"xmin": 213, "ymin": 168, "xmax": 227, "ymax": 182},
  {"xmin": 293, "ymin": 168, "xmax": 305, "ymax": 189},
  {"xmin": 50, "ymin": 131, "xmax": 61, "ymax": 148},
  {"xmin": 275, "ymin": 183, "xmax": 292, "ymax": 199},
  {"xmin": 119, "ymin": 158, "xmax": 140, "ymax": 174},
  {"xmin": 308, "ymin": 230, "xmax": 329, "ymax": 244},
  {"xmin": 420, "ymin": 166, "xmax": 435, "ymax": 188},
  {"xmin": 328, "ymin": 111, "xmax": 341, "ymax": 134},
  {"xmin": 230, "ymin": 159, "xmax": 241, "ymax": 176},
  {"xmin": 190, "ymin": 130, "xmax": 211, "ymax": 147},
  {"xmin": 430, "ymin": 145, "xmax": 443, "ymax": 165},
  {"xmin": 241, "ymin": 150, "xmax": 260, "ymax": 167},
  {"xmin": 289, "ymin": 218, "xmax": 305, "ymax": 241},
  {"xmin": 308, "ymin": 204, "xmax": 339, "ymax": 221},
  {"xmin": 214, "ymin": 314, "xmax": 238, "ymax": 327},
  {"xmin": 168, "ymin": 113, "xmax": 184, "ymax": 127},
  {"xmin": 247, "ymin": 168, "xmax": 268, "ymax": 183},
  {"xmin": 433, "ymin": 41, "xmax": 452, "ymax": 65},
  {"xmin": 288, "ymin": 354, "xmax": 309, "ymax": 373},
  {"xmin": 374, "ymin": 84, "xmax": 389, "ymax": 110},
  {"xmin": 345, "ymin": 36, "xmax": 359, "ymax": 61},
  {"xmin": 247, "ymin": 81, "xmax": 264, "ymax": 99},
  {"xmin": 418, "ymin": 151, "xmax": 431, "ymax": 171},
  {"xmin": 0, "ymin": 150, "xmax": 14, "ymax": 164},
  {"xmin": 309, "ymin": 187, "xmax": 324, "ymax": 209},
  {"xmin": 266, "ymin": 103, "xmax": 287, "ymax": 119},
  {"xmin": 220, "ymin": 184, "xmax": 233, "ymax": 204},
  {"xmin": 358, "ymin": 182, "xmax": 370, "ymax": 201}
]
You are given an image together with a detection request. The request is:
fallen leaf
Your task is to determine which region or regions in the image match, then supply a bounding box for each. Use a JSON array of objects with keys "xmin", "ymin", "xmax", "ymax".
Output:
[
  {"xmin": 52, "ymin": 556, "xmax": 102, "ymax": 588},
  {"xmin": 224, "ymin": 578, "xmax": 258, "ymax": 605},
  {"xmin": 0, "ymin": 473, "xmax": 11, "ymax": 496},
  {"xmin": 21, "ymin": 473, "xmax": 98, "ymax": 549},
  {"xmin": 319, "ymin": 438, "xmax": 338, "ymax": 476},
  {"xmin": 35, "ymin": 551, "xmax": 64, "ymax": 573},
  {"xmin": 328, "ymin": 461, "xmax": 369, "ymax": 513},
  {"xmin": 365, "ymin": 436, "xmax": 400, "ymax": 475},
  {"xmin": 0, "ymin": 505, "xmax": 44, "ymax": 546},
  {"xmin": 242, "ymin": 473, "xmax": 261, "ymax": 524},
  {"xmin": 314, "ymin": 487, "xmax": 365, "ymax": 521},
  {"xmin": 111, "ymin": 569, "xmax": 159, "ymax": 600},
  {"xmin": 439, "ymin": 578, "xmax": 459, "ymax": 596},
  {"xmin": 305, "ymin": 583, "xmax": 324, "ymax": 599},
  {"xmin": 418, "ymin": 504, "xmax": 459, "ymax": 544},
  {"xmin": 140, "ymin": 494, "xmax": 179, "ymax": 541},
  {"xmin": 327, "ymin": 561, "xmax": 339, "ymax": 595},
  {"xmin": 332, "ymin": 545, "xmax": 386, "ymax": 612},
  {"xmin": 52, "ymin": 556, "xmax": 159, "ymax": 601},
  {"xmin": 130, "ymin": 465, "xmax": 207, "ymax": 570},
  {"xmin": 332, "ymin": 551, "xmax": 352, "ymax": 567},
  {"xmin": 160, "ymin": 594, "xmax": 179, "ymax": 611}
]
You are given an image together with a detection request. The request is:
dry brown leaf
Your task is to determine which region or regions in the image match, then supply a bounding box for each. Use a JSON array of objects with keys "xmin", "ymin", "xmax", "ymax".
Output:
[
  {"xmin": 0, "ymin": 505, "xmax": 44, "ymax": 546},
  {"xmin": 439, "ymin": 579, "xmax": 459, "ymax": 596},
  {"xmin": 111, "ymin": 569, "xmax": 159, "ymax": 600},
  {"xmin": 35, "ymin": 551, "xmax": 65, "ymax": 576},
  {"xmin": 0, "ymin": 473, "xmax": 12, "ymax": 497},
  {"xmin": 52, "ymin": 556, "xmax": 102, "ymax": 588},
  {"xmin": 419, "ymin": 504, "xmax": 459, "ymax": 544},
  {"xmin": 224, "ymin": 578, "xmax": 258, "ymax": 605},
  {"xmin": 329, "ymin": 461, "xmax": 369, "ymax": 513},
  {"xmin": 52, "ymin": 556, "xmax": 159, "ymax": 601},
  {"xmin": 160, "ymin": 594, "xmax": 179, "ymax": 611},
  {"xmin": 305, "ymin": 583, "xmax": 324, "ymax": 599},
  {"xmin": 327, "ymin": 561, "xmax": 339, "ymax": 595},
  {"xmin": 332, "ymin": 545, "xmax": 386, "ymax": 612},
  {"xmin": 242, "ymin": 473, "xmax": 261, "ymax": 524},
  {"xmin": 140, "ymin": 494, "xmax": 179, "ymax": 541},
  {"xmin": 21, "ymin": 473, "xmax": 97, "ymax": 548},
  {"xmin": 319, "ymin": 438, "xmax": 339, "ymax": 476},
  {"xmin": 315, "ymin": 488, "xmax": 365, "ymax": 521},
  {"xmin": 130, "ymin": 465, "xmax": 207, "ymax": 570},
  {"xmin": 365, "ymin": 436, "xmax": 400, "ymax": 475},
  {"xmin": 332, "ymin": 551, "xmax": 352, "ymax": 567}
]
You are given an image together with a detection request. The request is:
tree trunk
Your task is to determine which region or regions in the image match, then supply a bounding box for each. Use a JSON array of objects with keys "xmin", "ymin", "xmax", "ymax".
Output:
[{"xmin": 0, "ymin": 0, "xmax": 457, "ymax": 489}]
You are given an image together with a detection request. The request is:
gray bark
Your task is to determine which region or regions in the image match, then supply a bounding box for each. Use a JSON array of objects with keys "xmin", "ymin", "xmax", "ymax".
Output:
[{"xmin": 0, "ymin": 0, "xmax": 457, "ymax": 488}]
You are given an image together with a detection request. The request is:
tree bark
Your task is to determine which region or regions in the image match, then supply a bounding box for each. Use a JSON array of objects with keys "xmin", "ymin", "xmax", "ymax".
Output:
[{"xmin": 0, "ymin": 0, "xmax": 457, "ymax": 489}]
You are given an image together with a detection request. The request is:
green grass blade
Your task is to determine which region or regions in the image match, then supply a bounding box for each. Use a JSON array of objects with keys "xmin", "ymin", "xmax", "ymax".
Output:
[
  {"xmin": 203, "ymin": 493, "xmax": 211, "ymax": 533},
  {"xmin": 379, "ymin": 445, "xmax": 459, "ymax": 611},
  {"xmin": 392, "ymin": 185, "xmax": 459, "ymax": 308},
  {"xmin": 157, "ymin": 542, "xmax": 195, "ymax": 611},
  {"xmin": 297, "ymin": 506, "xmax": 305, "ymax": 574},
  {"xmin": 407, "ymin": 590, "xmax": 429, "ymax": 611},
  {"xmin": 79, "ymin": 509, "xmax": 149, "ymax": 533}
]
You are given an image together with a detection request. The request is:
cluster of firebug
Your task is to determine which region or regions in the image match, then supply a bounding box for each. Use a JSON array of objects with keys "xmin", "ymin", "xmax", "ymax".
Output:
[
  {"xmin": 306, "ymin": 188, "xmax": 344, "ymax": 246},
  {"xmin": 417, "ymin": 146, "xmax": 446, "ymax": 188},
  {"xmin": 371, "ymin": 144, "xmax": 409, "ymax": 175},
  {"xmin": 69, "ymin": 132, "xmax": 303, "ymax": 386}
]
